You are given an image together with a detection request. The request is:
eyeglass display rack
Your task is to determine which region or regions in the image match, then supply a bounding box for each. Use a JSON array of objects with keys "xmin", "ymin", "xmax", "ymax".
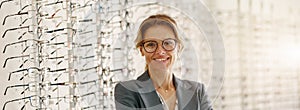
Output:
[{"xmin": 0, "ymin": 0, "xmax": 137, "ymax": 109}]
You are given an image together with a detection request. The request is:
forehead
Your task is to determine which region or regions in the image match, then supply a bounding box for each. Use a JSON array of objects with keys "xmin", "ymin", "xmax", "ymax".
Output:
[{"xmin": 143, "ymin": 25, "xmax": 176, "ymax": 41}]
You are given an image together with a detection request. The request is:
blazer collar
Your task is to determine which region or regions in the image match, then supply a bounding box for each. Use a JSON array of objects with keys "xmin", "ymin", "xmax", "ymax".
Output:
[
  {"xmin": 174, "ymin": 75, "xmax": 195, "ymax": 110},
  {"xmin": 136, "ymin": 71, "xmax": 163, "ymax": 109},
  {"xmin": 136, "ymin": 71, "xmax": 195, "ymax": 110}
]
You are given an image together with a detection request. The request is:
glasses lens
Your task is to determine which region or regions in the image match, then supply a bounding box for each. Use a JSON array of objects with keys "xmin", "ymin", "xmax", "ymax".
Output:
[
  {"xmin": 28, "ymin": 82, "xmax": 38, "ymax": 91},
  {"xmin": 28, "ymin": 68, "xmax": 39, "ymax": 78},
  {"xmin": 143, "ymin": 41, "xmax": 157, "ymax": 53},
  {"xmin": 30, "ymin": 96, "xmax": 39, "ymax": 107},
  {"xmin": 163, "ymin": 39, "xmax": 176, "ymax": 51}
]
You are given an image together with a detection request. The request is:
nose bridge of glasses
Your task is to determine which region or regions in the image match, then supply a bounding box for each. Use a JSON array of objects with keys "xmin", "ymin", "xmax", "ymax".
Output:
[{"xmin": 153, "ymin": 41, "xmax": 167, "ymax": 53}]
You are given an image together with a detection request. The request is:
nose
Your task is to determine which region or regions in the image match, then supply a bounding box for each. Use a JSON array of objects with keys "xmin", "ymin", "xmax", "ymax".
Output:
[{"xmin": 155, "ymin": 45, "xmax": 166, "ymax": 55}]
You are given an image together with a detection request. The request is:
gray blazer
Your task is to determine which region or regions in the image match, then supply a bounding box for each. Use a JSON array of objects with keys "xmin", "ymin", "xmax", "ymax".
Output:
[{"xmin": 114, "ymin": 71, "xmax": 213, "ymax": 110}]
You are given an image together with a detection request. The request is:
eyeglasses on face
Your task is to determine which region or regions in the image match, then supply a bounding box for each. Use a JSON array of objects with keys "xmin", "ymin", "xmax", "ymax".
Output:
[{"xmin": 139, "ymin": 38, "xmax": 177, "ymax": 53}]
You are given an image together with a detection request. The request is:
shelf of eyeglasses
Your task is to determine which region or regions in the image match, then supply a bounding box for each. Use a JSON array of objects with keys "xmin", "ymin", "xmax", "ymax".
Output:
[
  {"xmin": 0, "ymin": 0, "xmax": 102, "ymax": 13},
  {"xmin": 2, "ymin": 39, "xmax": 126, "ymax": 63},
  {"xmin": 2, "ymin": 53, "xmax": 128, "ymax": 84},
  {"xmin": 3, "ymin": 72, "xmax": 120, "ymax": 109},
  {"xmin": 1, "ymin": 20, "xmax": 133, "ymax": 41},
  {"xmin": 6, "ymin": 63, "xmax": 126, "ymax": 79},
  {"xmin": 2, "ymin": 91, "xmax": 114, "ymax": 110},
  {"xmin": 0, "ymin": 0, "xmax": 134, "ymax": 26}
]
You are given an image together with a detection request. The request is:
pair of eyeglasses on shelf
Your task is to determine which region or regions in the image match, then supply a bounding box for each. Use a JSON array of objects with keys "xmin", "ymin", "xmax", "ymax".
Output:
[
  {"xmin": 2, "ymin": 25, "xmax": 34, "ymax": 38},
  {"xmin": 100, "ymin": 11, "xmax": 125, "ymax": 22},
  {"xmin": 101, "ymin": 2, "xmax": 127, "ymax": 14},
  {"xmin": 18, "ymin": 10, "xmax": 48, "ymax": 26},
  {"xmin": 16, "ymin": 19, "xmax": 48, "ymax": 40},
  {"xmin": 3, "ymin": 39, "xmax": 49, "ymax": 54},
  {"xmin": 76, "ymin": 64, "xmax": 101, "ymax": 73},
  {"xmin": 55, "ymin": 91, "xmax": 99, "ymax": 105},
  {"xmin": 4, "ymin": 78, "xmax": 100, "ymax": 96},
  {"xmin": 76, "ymin": 65, "xmax": 102, "ymax": 80},
  {"xmin": 2, "ymin": 25, "xmax": 50, "ymax": 40},
  {"xmin": 45, "ymin": 27, "xmax": 77, "ymax": 34},
  {"xmin": 98, "ymin": 31, "xmax": 123, "ymax": 40},
  {"xmin": 77, "ymin": 65, "xmax": 124, "ymax": 77},
  {"xmin": 71, "ymin": 0, "xmax": 94, "ymax": 12},
  {"xmin": 78, "ymin": 18, "xmax": 93, "ymax": 23},
  {"xmin": 101, "ymin": 43, "xmax": 123, "ymax": 52},
  {"xmin": 43, "ymin": 54, "xmax": 75, "ymax": 65},
  {"xmin": 2, "ymin": 4, "xmax": 34, "ymax": 25},
  {"xmin": 100, "ymin": 22, "xmax": 130, "ymax": 35},
  {"xmin": 101, "ymin": 66, "xmax": 125, "ymax": 76},
  {"xmin": 77, "ymin": 29, "xmax": 94, "ymax": 37},
  {"xmin": 38, "ymin": 6, "xmax": 64, "ymax": 18},
  {"xmin": 50, "ymin": 42, "xmax": 95, "ymax": 54},
  {"xmin": 45, "ymin": 33, "xmax": 77, "ymax": 44},
  {"xmin": 75, "ymin": 26, "xmax": 94, "ymax": 35},
  {"xmin": 3, "ymin": 54, "xmax": 38, "ymax": 68},
  {"xmin": 3, "ymin": 92, "xmax": 97, "ymax": 110},
  {"xmin": 41, "ymin": 27, "xmax": 77, "ymax": 39},
  {"xmin": 0, "ymin": 0, "xmax": 64, "ymax": 10},
  {"xmin": 79, "ymin": 54, "xmax": 96, "ymax": 60},
  {"xmin": 2, "ymin": 39, "xmax": 85, "ymax": 63},
  {"xmin": 23, "ymin": 68, "xmax": 69, "ymax": 82},
  {"xmin": 4, "ymin": 79, "xmax": 68, "ymax": 94},
  {"xmin": 43, "ymin": 0, "xmax": 63, "ymax": 6},
  {"xmin": 81, "ymin": 104, "xmax": 98, "ymax": 110},
  {"xmin": 43, "ymin": 8, "xmax": 63, "ymax": 20},
  {"xmin": 8, "ymin": 67, "xmax": 68, "ymax": 81},
  {"xmin": 2, "ymin": 0, "xmax": 53, "ymax": 25},
  {"xmin": 77, "ymin": 17, "xmax": 94, "ymax": 23},
  {"xmin": 100, "ymin": 15, "xmax": 126, "ymax": 27},
  {"xmin": 3, "ymin": 52, "xmax": 72, "ymax": 68}
]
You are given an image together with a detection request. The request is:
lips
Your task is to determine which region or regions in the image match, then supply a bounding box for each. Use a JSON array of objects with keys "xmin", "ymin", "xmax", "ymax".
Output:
[{"xmin": 153, "ymin": 57, "xmax": 170, "ymax": 63}]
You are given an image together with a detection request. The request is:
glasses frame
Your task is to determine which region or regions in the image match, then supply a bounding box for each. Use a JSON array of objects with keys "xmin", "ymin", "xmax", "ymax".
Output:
[{"xmin": 139, "ymin": 38, "xmax": 177, "ymax": 53}]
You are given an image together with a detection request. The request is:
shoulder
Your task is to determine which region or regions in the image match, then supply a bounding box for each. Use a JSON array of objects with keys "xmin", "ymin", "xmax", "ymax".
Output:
[
  {"xmin": 177, "ymin": 78, "xmax": 206, "ymax": 90},
  {"xmin": 114, "ymin": 80, "xmax": 143, "ymax": 109},
  {"xmin": 114, "ymin": 80, "xmax": 141, "ymax": 104},
  {"xmin": 115, "ymin": 80, "xmax": 140, "ymax": 93}
]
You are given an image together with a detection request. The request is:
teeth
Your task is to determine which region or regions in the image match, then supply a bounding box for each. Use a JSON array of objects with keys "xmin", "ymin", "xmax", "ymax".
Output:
[{"xmin": 155, "ymin": 58, "xmax": 167, "ymax": 61}]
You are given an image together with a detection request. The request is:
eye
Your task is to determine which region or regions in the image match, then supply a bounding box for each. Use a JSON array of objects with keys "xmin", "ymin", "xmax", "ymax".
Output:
[
  {"xmin": 144, "ymin": 42, "xmax": 157, "ymax": 48},
  {"xmin": 163, "ymin": 40, "xmax": 175, "ymax": 46}
]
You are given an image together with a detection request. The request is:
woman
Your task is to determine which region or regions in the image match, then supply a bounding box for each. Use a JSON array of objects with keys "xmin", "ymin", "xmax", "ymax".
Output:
[{"xmin": 114, "ymin": 14, "xmax": 213, "ymax": 110}]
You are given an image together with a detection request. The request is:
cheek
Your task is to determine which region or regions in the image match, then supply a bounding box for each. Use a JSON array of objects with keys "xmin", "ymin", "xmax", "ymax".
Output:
[{"xmin": 144, "ymin": 54, "xmax": 153, "ymax": 63}]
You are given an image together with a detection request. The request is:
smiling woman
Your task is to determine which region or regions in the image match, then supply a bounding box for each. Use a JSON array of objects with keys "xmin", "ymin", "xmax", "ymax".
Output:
[{"xmin": 114, "ymin": 14, "xmax": 213, "ymax": 110}]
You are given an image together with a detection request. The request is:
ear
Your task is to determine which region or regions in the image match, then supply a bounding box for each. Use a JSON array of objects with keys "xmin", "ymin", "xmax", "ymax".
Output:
[{"xmin": 139, "ymin": 47, "xmax": 145, "ymax": 56}]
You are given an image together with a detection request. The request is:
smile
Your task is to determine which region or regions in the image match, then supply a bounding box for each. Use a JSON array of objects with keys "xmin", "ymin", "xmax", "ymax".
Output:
[{"xmin": 153, "ymin": 57, "xmax": 170, "ymax": 62}]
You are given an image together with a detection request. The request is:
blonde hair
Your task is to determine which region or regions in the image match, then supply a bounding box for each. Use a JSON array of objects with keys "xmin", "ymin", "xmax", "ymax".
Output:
[{"xmin": 135, "ymin": 14, "xmax": 184, "ymax": 70}]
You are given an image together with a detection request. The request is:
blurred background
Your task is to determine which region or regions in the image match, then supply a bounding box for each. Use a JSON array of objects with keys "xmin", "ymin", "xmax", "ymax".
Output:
[{"xmin": 0, "ymin": 0, "xmax": 299, "ymax": 110}]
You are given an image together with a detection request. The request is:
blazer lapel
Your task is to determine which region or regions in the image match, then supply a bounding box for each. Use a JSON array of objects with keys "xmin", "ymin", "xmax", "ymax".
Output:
[
  {"xmin": 174, "ymin": 77, "xmax": 197, "ymax": 110},
  {"xmin": 135, "ymin": 71, "xmax": 197, "ymax": 110},
  {"xmin": 136, "ymin": 71, "xmax": 163, "ymax": 109}
]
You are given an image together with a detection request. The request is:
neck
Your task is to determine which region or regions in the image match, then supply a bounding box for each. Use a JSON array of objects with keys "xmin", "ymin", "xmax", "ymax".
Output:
[{"xmin": 149, "ymin": 70, "xmax": 174, "ymax": 90}]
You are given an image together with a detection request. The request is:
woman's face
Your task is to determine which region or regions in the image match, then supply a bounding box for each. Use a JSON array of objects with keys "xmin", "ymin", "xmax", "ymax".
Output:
[{"xmin": 140, "ymin": 25, "xmax": 178, "ymax": 71}]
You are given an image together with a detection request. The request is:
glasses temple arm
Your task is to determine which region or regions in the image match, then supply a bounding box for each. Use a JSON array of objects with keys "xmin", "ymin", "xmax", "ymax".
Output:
[
  {"xmin": 2, "ymin": 26, "xmax": 29, "ymax": 38},
  {"xmin": 0, "ymin": 0, "xmax": 13, "ymax": 9},
  {"xmin": 8, "ymin": 68, "xmax": 27, "ymax": 81}
]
